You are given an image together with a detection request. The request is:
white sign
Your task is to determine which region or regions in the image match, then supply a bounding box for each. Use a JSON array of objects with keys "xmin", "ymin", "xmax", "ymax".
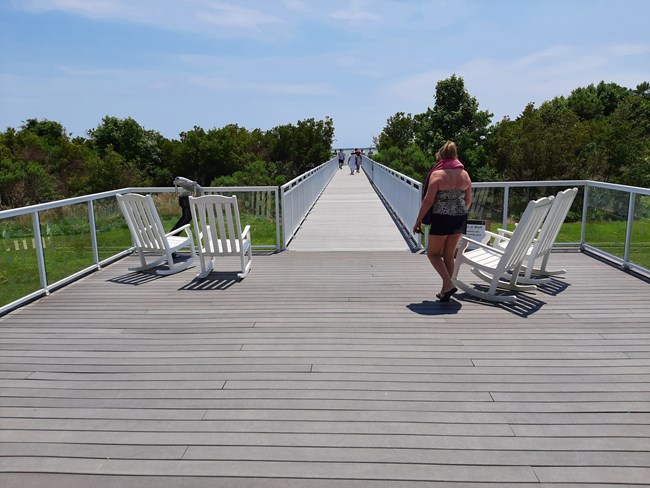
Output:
[{"xmin": 466, "ymin": 220, "xmax": 486, "ymax": 249}]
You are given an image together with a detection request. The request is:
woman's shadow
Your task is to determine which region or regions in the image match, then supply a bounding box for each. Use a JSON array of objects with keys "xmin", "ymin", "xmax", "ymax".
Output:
[{"xmin": 407, "ymin": 299, "xmax": 462, "ymax": 316}]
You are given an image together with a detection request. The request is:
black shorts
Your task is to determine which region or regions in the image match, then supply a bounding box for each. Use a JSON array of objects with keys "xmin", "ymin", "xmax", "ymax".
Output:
[{"xmin": 428, "ymin": 213, "xmax": 467, "ymax": 235}]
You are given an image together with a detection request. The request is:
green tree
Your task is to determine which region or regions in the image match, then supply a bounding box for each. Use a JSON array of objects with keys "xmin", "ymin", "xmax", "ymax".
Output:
[
  {"xmin": 414, "ymin": 74, "xmax": 493, "ymax": 173},
  {"xmin": 596, "ymin": 81, "xmax": 630, "ymax": 116},
  {"xmin": 491, "ymin": 99, "xmax": 590, "ymax": 181},
  {"xmin": 567, "ymin": 84, "xmax": 604, "ymax": 120},
  {"xmin": 175, "ymin": 124, "xmax": 253, "ymax": 185},
  {"xmin": 88, "ymin": 116, "xmax": 162, "ymax": 179},
  {"xmin": 376, "ymin": 112, "xmax": 416, "ymax": 152},
  {"xmin": 268, "ymin": 117, "xmax": 334, "ymax": 177},
  {"xmin": 86, "ymin": 146, "xmax": 145, "ymax": 194},
  {"xmin": 211, "ymin": 159, "xmax": 286, "ymax": 187},
  {"xmin": 604, "ymin": 93, "xmax": 650, "ymax": 186}
]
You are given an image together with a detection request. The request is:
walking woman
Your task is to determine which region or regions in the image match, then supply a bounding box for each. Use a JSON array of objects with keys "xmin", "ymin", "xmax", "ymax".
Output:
[{"xmin": 413, "ymin": 141, "xmax": 472, "ymax": 302}]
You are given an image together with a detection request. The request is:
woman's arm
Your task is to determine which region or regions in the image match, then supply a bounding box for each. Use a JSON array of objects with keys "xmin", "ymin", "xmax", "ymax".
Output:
[
  {"xmin": 413, "ymin": 175, "xmax": 438, "ymax": 233},
  {"xmin": 464, "ymin": 182, "xmax": 472, "ymax": 210},
  {"xmin": 463, "ymin": 171, "xmax": 472, "ymax": 210}
]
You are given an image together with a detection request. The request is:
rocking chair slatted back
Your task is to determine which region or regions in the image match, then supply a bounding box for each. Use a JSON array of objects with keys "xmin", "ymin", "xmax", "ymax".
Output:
[
  {"xmin": 497, "ymin": 196, "xmax": 555, "ymax": 275},
  {"xmin": 116, "ymin": 193, "xmax": 195, "ymax": 276},
  {"xmin": 189, "ymin": 194, "xmax": 252, "ymax": 279}
]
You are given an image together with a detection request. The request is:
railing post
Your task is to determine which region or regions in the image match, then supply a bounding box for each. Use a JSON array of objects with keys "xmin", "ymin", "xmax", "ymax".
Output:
[
  {"xmin": 502, "ymin": 186, "xmax": 509, "ymax": 230},
  {"xmin": 623, "ymin": 190, "xmax": 636, "ymax": 268},
  {"xmin": 31, "ymin": 211, "xmax": 49, "ymax": 295},
  {"xmin": 88, "ymin": 200, "xmax": 101, "ymax": 268},
  {"xmin": 275, "ymin": 187, "xmax": 281, "ymax": 251},
  {"xmin": 281, "ymin": 186, "xmax": 288, "ymax": 250},
  {"xmin": 581, "ymin": 184, "xmax": 589, "ymax": 250}
]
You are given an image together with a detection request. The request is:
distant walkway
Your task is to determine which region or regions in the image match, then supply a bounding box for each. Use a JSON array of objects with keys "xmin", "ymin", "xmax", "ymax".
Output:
[{"xmin": 287, "ymin": 166, "xmax": 411, "ymax": 251}]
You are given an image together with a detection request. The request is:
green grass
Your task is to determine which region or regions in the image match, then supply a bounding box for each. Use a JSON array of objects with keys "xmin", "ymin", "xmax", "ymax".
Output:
[
  {"xmin": 557, "ymin": 220, "xmax": 650, "ymax": 269},
  {"xmin": 0, "ymin": 211, "xmax": 280, "ymax": 308}
]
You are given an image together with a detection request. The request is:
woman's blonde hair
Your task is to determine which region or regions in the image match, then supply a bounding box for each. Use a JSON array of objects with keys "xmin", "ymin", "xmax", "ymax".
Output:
[{"xmin": 438, "ymin": 141, "xmax": 458, "ymax": 160}]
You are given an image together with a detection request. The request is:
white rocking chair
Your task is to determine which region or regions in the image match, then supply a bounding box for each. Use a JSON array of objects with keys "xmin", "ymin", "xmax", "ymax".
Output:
[
  {"xmin": 189, "ymin": 194, "xmax": 252, "ymax": 279},
  {"xmin": 486, "ymin": 187, "xmax": 578, "ymax": 282},
  {"xmin": 451, "ymin": 196, "xmax": 554, "ymax": 302},
  {"xmin": 116, "ymin": 193, "xmax": 196, "ymax": 275}
]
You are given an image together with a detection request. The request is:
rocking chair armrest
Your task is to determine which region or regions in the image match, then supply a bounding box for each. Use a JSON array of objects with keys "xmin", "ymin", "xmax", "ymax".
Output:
[
  {"xmin": 166, "ymin": 223, "xmax": 192, "ymax": 238},
  {"xmin": 496, "ymin": 228, "xmax": 514, "ymax": 237},
  {"xmin": 483, "ymin": 230, "xmax": 510, "ymax": 245},
  {"xmin": 459, "ymin": 235, "xmax": 506, "ymax": 255},
  {"xmin": 241, "ymin": 225, "xmax": 251, "ymax": 239}
]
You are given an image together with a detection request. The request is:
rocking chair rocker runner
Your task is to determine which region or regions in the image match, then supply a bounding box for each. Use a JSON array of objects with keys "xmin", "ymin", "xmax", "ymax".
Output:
[
  {"xmin": 116, "ymin": 193, "xmax": 196, "ymax": 275},
  {"xmin": 189, "ymin": 194, "xmax": 252, "ymax": 279},
  {"xmin": 451, "ymin": 196, "xmax": 554, "ymax": 302}
]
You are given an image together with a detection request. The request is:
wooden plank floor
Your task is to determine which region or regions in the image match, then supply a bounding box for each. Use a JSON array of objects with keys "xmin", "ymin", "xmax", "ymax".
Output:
[
  {"xmin": 287, "ymin": 167, "xmax": 411, "ymax": 251},
  {"xmin": 1, "ymin": 250, "xmax": 649, "ymax": 487}
]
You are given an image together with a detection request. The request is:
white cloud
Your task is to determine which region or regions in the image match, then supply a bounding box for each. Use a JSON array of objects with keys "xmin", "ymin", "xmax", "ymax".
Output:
[
  {"xmin": 193, "ymin": 2, "xmax": 281, "ymax": 29},
  {"xmin": 189, "ymin": 76, "xmax": 336, "ymax": 96},
  {"xmin": 14, "ymin": 0, "xmax": 285, "ymax": 38},
  {"xmin": 383, "ymin": 43, "xmax": 650, "ymax": 121},
  {"xmin": 608, "ymin": 44, "xmax": 650, "ymax": 57},
  {"xmin": 329, "ymin": 0, "xmax": 382, "ymax": 24}
]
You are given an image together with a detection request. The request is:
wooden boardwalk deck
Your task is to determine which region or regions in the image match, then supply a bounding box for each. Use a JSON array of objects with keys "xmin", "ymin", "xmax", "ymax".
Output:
[
  {"xmin": 1, "ymin": 249, "xmax": 649, "ymax": 486},
  {"xmin": 287, "ymin": 167, "xmax": 410, "ymax": 251}
]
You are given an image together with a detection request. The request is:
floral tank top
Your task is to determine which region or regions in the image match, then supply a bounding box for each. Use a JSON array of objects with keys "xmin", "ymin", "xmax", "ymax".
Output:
[{"xmin": 430, "ymin": 189, "xmax": 467, "ymax": 216}]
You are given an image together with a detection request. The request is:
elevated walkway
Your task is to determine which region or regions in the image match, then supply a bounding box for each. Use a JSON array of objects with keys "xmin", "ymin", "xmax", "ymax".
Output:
[{"xmin": 287, "ymin": 167, "xmax": 411, "ymax": 251}]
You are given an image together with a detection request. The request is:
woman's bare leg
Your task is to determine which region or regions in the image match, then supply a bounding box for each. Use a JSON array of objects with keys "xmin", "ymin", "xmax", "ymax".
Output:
[
  {"xmin": 427, "ymin": 235, "xmax": 454, "ymax": 295},
  {"xmin": 442, "ymin": 233, "xmax": 462, "ymax": 285}
]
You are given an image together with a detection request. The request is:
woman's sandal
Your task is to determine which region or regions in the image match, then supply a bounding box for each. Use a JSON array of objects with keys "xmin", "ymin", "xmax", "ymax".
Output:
[{"xmin": 439, "ymin": 287, "xmax": 458, "ymax": 302}]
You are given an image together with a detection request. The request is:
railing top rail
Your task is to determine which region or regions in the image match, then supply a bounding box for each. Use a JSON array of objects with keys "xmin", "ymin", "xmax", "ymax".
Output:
[
  {"xmin": 0, "ymin": 189, "xmax": 127, "ymax": 219},
  {"xmin": 202, "ymin": 186, "xmax": 278, "ymax": 192},
  {"xmin": 369, "ymin": 160, "xmax": 649, "ymax": 195},
  {"xmin": 0, "ymin": 186, "xmax": 279, "ymax": 220},
  {"xmin": 281, "ymin": 159, "xmax": 335, "ymax": 191},
  {"xmin": 370, "ymin": 160, "xmax": 422, "ymax": 187},
  {"xmin": 472, "ymin": 179, "xmax": 650, "ymax": 194}
]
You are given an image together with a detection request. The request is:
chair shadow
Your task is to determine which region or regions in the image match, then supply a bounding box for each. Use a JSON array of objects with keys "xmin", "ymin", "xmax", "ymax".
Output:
[
  {"xmin": 454, "ymin": 288, "xmax": 546, "ymax": 318},
  {"xmin": 180, "ymin": 272, "xmax": 241, "ymax": 291},
  {"xmin": 108, "ymin": 271, "xmax": 163, "ymax": 286},
  {"xmin": 535, "ymin": 277, "xmax": 570, "ymax": 296},
  {"xmin": 407, "ymin": 300, "xmax": 462, "ymax": 316}
]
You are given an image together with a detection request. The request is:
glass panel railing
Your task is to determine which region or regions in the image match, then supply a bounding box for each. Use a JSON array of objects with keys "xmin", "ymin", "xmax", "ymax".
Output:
[
  {"xmin": 0, "ymin": 214, "xmax": 41, "ymax": 308},
  {"xmin": 584, "ymin": 186, "xmax": 629, "ymax": 260},
  {"xmin": 511, "ymin": 185, "xmax": 584, "ymax": 245},
  {"xmin": 39, "ymin": 203, "xmax": 94, "ymax": 285},
  {"xmin": 554, "ymin": 186, "xmax": 584, "ymax": 245},
  {"xmin": 630, "ymin": 193, "xmax": 650, "ymax": 271},
  {"xmin": 469, "ymin": 186, "xmax": 504, "ymax": 235},
  {"xmin": 205, "ymin": 189, "xmax": 279, "ymax": 248},
  {"xmin": 149, "ymin": 192, "xmax": 182, "ymax": 231},
  {"xmin": 93, "ymin": 196, "xmax": 132, "ymax": 262}
]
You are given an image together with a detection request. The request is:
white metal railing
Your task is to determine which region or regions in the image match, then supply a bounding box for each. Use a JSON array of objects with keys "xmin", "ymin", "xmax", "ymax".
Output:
[
  {"xmin": 363, "ymin": 158, "xmax": 650, "ymax": 276},
  {"xmin": 0, "ymin": 186, "xmax": 280, "ymax": 315},
  {"xmin": 280, "ymin": 157, "xmax": 338, "ymax": 248},
  {"xmin": 362, "ymin": 157, "xmax": 423, "ymax": 246}
]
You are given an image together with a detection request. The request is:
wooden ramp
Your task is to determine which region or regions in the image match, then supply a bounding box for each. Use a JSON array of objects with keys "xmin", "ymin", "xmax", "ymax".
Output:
[
  {"xmin": 1, "ymin": 250, "xmax": 649, "ymax": 486},
  {"xmin": 287, "ymin": 168, "xmax": 411, "ymax": 251}
]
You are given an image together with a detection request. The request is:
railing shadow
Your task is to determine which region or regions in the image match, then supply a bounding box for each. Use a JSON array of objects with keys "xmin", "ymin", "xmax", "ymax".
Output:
[
  {"xmin": 108, "ymin": 271, "xmax": 163, "ymax": 286},
  {"xmin": 407, "ymin": 300, "xmax": 462, "ymax": 315},
  {"xmin": 180, "ymin": 272, "xmax": 241, "ymax": 291},
  {"xmin": 362, "ymin": 169, "xmax": 420, "ymax": 252}
]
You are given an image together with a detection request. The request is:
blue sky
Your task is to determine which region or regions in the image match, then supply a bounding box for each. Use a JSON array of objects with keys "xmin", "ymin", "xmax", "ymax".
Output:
[{"xmin": 1, "ymin": 0, "xmax": 649, "ymax": 149}]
